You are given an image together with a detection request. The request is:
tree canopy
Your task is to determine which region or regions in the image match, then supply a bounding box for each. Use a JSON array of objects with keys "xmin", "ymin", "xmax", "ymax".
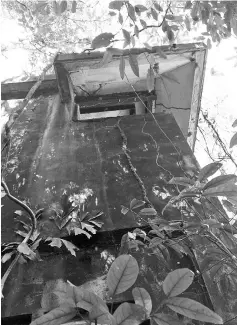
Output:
[{"xmin": 2, "ymin": 0, "xmax": 237, "ymax": 76}]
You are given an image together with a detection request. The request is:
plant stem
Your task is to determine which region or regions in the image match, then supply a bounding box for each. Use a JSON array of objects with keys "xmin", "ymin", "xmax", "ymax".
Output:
[{"xmin": 1, "ymin": 180, "xmax": 37, "ymax": 294}]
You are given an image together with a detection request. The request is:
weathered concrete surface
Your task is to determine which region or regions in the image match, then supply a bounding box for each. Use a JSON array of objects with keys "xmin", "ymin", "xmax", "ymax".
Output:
[
  {"xmin": 1, "ymin": 243, "xmax": 209, "ymax": 318},
  {"xmin": 2, "ymin": 94, "xmax": 236, "ymax": 323},
  {"xmin": 2, "ymin": 95, "xmax": 199, "ymax": 244}
]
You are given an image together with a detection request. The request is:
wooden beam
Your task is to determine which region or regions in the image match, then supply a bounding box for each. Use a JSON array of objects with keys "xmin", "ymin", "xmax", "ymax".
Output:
[{"xmin": 1, "ymin": 79, "xmax": 58, "ymax": 100}]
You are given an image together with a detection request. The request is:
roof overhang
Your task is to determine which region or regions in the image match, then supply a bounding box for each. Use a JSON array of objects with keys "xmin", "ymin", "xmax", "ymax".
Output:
[{"xmin": 54, "ymin": 42, "xmax": 207, "ymax": 151}]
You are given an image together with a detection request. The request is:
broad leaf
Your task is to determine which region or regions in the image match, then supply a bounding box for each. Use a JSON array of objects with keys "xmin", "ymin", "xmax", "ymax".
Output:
[
  {"xmin": 139, "ymin": 208, "xmax": 157, "ymax": 216},
  {"xmin": 75, "ymin": 288, "xmax": 108, "ymax": 311},
  {"xmin": 167, "ymin": 29, "xmax": 174, "ymax": 42},
  {"xmin": 41, "ymin": 279, "xmax": 75, "ymax": 312},
  {"xmin": 222, "ymin": 199, "xmax": 237, "ymax": 214},
  {"xmin": 113, "ymin": 302, "xmax": 145, "ymax": 325},
  {"xmin": 130, "ymin": 198, "xmax": 145, "ymax": 210},
  {"xmin": 132, "ymin": 287, "xmax": 152, "ymax": 317},
  {"xmin": 60, "ymin": 1, "xmax": 67, "ymax": 14},
  {"xmin": 166, "ymin": 297, "xmax": 223, "ymax": 324},
  {"xmin": 30, "ymin": 305, "xmax": 76, "ymax": 325},
  {"xmin": 134, "ymin": 5, "xmax": 148, "ymax": 13},
  {"xmin": 109, "ymin": 11, "xmax": 117, "ymax": 16},
  {"xmin": 47, "ymin": 237, "xmax": 62, "ymax": 248},
  {"xmin": 128, "ymin": 54, "xmax": 139, "ymax": 77},
  {"xmin": 230, "ymin": 132, "xmax": 237, "ymax": 148},
  {"xmin": 121, "ymin": 205, "xmax": 129, "ymax": 215},
  {"xmin": 89, "ymin": 305, "xmax": 115, "ymax": 325},
  {"xmin": 107, "ymin": 254, "xmax": 139, "ymax": 296},
  {"xmin": 147, "ymin": 67, "xmax": 155, "ymax": 92},
  {"xmin": 127, "ymin": 4, "xmax": 136, "ymax": 22},
  {"xmin": 109, "ymin": 1, "xmax": 124, "ymax": 11},
  {"xmin": 156, "ymin": 47, "xmax": 167, "ymax": 59},
  {"xmin": 185, "ymin": 16, "xmax": 191, "ymax": 31},
  {"xmin": 101, "ymin": 50, "xmax": 113, "ymax": 66},
  {"xmin": 134, "ymin": 25, "xmax": 139, "ymax": 38},
  {"xmin": 140, "ymin": 19, "xmax": 147, "ymax": 28},
  {"xmin": 203, "ymin": 183, "xmax": 237, "ymax": 198},
  {"xmin": 17, "ymin": 242, "xmax": 37, "ymax": 260},
  {"xmin": 71, "ymin": 1, "xmax": 76, "ymax": 13},
  {"xmin": 151, "ymin": 8, "xmax": 158, "ymax": 21},
  {"xmin": 119, "ymin": 12, "xmax": 123, "ymax": 24},
  {"xmin": 119, "ymin": 56, "xmax": 125, "ymax": 79},
  {"xmin": 151, "ymin": 313, "xmax": 181, "ymax": 325},
  {"xmin": 198, "ymin": 162, "xmax": 222, "ymax": 182},
  {"xmin": 163, "ymin": 268, "xmax": 194, "ymax": 297},
  {"xmin": 2, "ymin": 251, "xmax": 14, "ymax": 263},
  {"xmin": 122, "ymin": 29, "xmax": 131, "ymax": 48},
  {"xmin": 168, "ymin": 177, "xmax": 195, "ymax": 187},
  {"xmin": 203, "ymin": 174, "xmax": 237, "ymax": 191},
  {"xmin": 232, "ymin": 119, "xmax": 237, "ymax": 128},
  {"xmin": 61, "ymin": 239, "xmax": 78, "ymax": 256},
  {"xmin": 91, "ymin": 33, "xmax": 114, "ymax": 49},
  {"xmin": 153, "ymin": 3, "xmax": 163, "ymax": 12},
  {"xmin": 119, "ymin": 233, "xmax": 130, "ymax": 255}
]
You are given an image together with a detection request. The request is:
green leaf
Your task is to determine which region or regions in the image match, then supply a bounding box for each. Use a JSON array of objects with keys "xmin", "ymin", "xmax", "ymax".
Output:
[
  {"xmin": 147, "ymin": 67, "xmax": 155, "ymax": 92},
  {"xmin": 185, "ymin": 16, "xmax": 191, "ymax": 31},
  {"xmin": 17, "ymin": 242, "xmax": 37, "ymax": 259},
  {"xmin": 184, "ymin": 1, "xmax": 192, "ymax": 10},
  {"xmin": 134, "ymin": 25, "xmax": 139, "ymax": 38},
  {"xmin": 121, "ymin": 205, "xmax": 129, "ymax": 215},
  {"xmin": 163, "ymin": 268, "xmax": 194, "ymax": 297},
  {"xmin": 71, "ymin": 1, "xmax": 76, "ymax": 13},
  {"xmin": 2, "ymin": 251, "xmax": 14, "ymax": 263},
  {"xmin": 113, "ymin": 302, "xmax": 145, "ymax": 325},
  {"xmin": 73, "ymin": 227, "xmax": 92, "ymax": 238},
  {"xmin": 156, "ymin": 47, "xmax": 167, "ymax": 59},
  {"xmin": 47, "ymin": 237, "xmax": 62, "ymax": 248},
  {"xmin": 129, "ymin": 54, "xmax": 139, "ymax": 77},
  {"xmin": 109, "ymin": 11, "xmax": 117, "ymax": 16},
  {"xmin": 230, "ymin": 132, "xmax": 237, "ymax": 148},
  {"xmin": 100, "ymin": 50, "xmax": 113, "ymax": 66},
  {"xmin": 30, "ymin": 305, "xmax": 76, "ymax": 325},
  {"xmin": 202, "ymin": 183, "xmax": 237, "ymax": 198},
  {"xmin": 151, "ymin": 8, "xmax": 158, "ymax": 21},
  {"xmin": 127, "ymin": 3, "xmax": 136, "ymax": 22},
  {"xmin": 122, "ymin": 29, "xmax": 131, "ymax": 48},
  {"xmin": 207, "ymin": 38, "xmax": 212, "ymax": 50},
  {"xmin": 91, "ymin": 33, "xmax": 114, "ymax": 49},
  {"xmin": 232, "ymin": 119, "xmax": 237, "ymax": 128},
  {"xmin": 134, "ymin": 5, "xmax": 148, "ymax": 13},
  {"xmin": 107, "ymin": 254, "xmax": 139, "ymax": 296},
  {"xmin": 167, "ymin": 29, "xmax": 174, "ymax": 42},
  {"xmin": 118, "ymin": 12, "xmax": 123, "ymax": 24},
  {"xmin": 203, "ymin": 174, "xmax": 237, "ymax": 191},
  {"xmin": 153, "ymin": 3, "xmax": 163, "ymax": 12},
  {"xmin": 161, "ymin": 71, "xmax": 180, "ymax": 84},
  {"xmin": 198, "ymin": 162, "xmax": 222, "ymax": 182},
  {"xmin": 222, "ymin": 199, "xmax": 237, "ymax": 214},
  {"xmin": 130, "ymin": 198, "xmax": 145, "ymax": 210},
  {"xmin": 119, "ymin": 233, "xmax": 130, "ymax": 255},
  {"xmin": 151, "ymin": 313, "xmax": 181, "ymax": 325},
  {"xmin": 75, "ymin": 288, "xmax": 108, "ymax": 311},
  {"xmin": 166, "ymin": 297, "xmax": 223, "ymax": 324},
  {"xmin": 132, "ymin": 287, "xmax": 152, "ymax": 317},
  {"xmin": 89, "ymin": 305, "xmax": 115, "ymax": 325},
  {"xmin": 168, "ymin": 177, "xmax": 195, "ymax": 187},
  {"xmin": 61, "ymin": 239, "xmax": 78, "ymax": 256},
  {"xmin": 140, "ymin": 19, "xmax": 147, "ymax": 28},
  {"xmin": 139, "ymin": 207, "xmax": 157, "ymax": 216},
  {"xmin": 144, "ymin": 42, "xmax": 152, "ymax": 50},
  {"xmin": 41, "ymin": 279, "xmax": 75, "ymax": 312},
  {"xmin": 109, "ymin": 1, "xmax": 124, "ymax": 11},
  {"xmin": 59, "ymin": 1, "xmax": 67, "ymax": 14}
]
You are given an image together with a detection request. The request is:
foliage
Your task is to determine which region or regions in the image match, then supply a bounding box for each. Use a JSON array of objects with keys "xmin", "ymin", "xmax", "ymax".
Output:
[
  {"xmin": 2, "ymin": 1, "xmax": 237, "ymax": 76},
  {"xmin": 30, "ymin": 254, "xmax": 223, "ymax": 325}
]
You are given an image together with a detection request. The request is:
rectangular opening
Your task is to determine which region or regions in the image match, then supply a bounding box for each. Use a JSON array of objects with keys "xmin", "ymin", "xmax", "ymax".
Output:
[{"xmin": 73, "ymin": 93, "xmax": 156, "ymax": 121}]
